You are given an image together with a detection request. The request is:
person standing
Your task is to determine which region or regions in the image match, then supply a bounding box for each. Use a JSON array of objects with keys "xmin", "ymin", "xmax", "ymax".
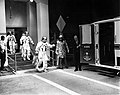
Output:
[
  {"xmin": 0, "ymin": 36, "xmax": 6, "ymax": 70},
  {"xmin": 73, "ymin": 35, "xmax": 82, "ymax": 71},
  {"xmin": 35, "ymin": 36, "xmax": 55, "ymax": 72},
  {"xmin": 6, "ymin": 31, "xmax": 16, "ymax": 54},
  {"xmin": 20, "ymin": 32, "xmax": 26, "ymax": 59},
  {"xmin": 56, "ymin": 34, "xmax": 69, "ymax": 69},
  {"xmin": 22, "ymin": 31, "xmax": 34, "ymax": 61}
]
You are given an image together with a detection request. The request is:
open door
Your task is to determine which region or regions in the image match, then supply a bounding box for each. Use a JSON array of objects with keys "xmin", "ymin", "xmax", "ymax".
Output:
[
  {"xmin": 99, "ymin": 22, "xmax": 115, "ymax": 66},
  {"xmin": 93, "ymin": 18, "xmax": 120, "ymax": 71},
  {"xmin": 79, "ymin": 24, "xmax": 95, "ymax": 64}
]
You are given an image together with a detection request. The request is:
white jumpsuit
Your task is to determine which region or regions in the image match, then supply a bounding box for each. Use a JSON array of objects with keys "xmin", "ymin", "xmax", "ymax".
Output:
[
  {"xmin": 20, "ymin": 35, "xmax": 26, "ymax": 58},
  {"xmin": 22, "ymin": 36, "xmax": 34, "ymax": 60},
  {"xmin": 6, "ymin": 35, "xmax": 16, "ymax": 54},
  {"xmin": 35, "ymin": 41, "xmax": 54, "ymax": 72}
]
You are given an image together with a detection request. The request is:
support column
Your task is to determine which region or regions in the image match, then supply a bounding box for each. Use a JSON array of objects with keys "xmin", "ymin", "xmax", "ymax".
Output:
[
  {"xmin": 27, "ymin": 2, "xmax": 38, "ymax": 46},
  {"xmin": 0, "ymin": 0, "xmax": 6, "ymax": 35},
  {"xmin": 35, "ymin": 0, "xmax": 49, "ymax": 42},
  {"xmin": 0, "ymin": 0, "xmax": 8, "ymax": 67}
]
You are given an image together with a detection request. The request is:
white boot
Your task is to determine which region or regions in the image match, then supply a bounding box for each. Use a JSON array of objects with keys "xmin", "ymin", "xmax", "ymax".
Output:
[{"xmin": 27, "ymin": 56, "xmax": 30, "ymax": 60}]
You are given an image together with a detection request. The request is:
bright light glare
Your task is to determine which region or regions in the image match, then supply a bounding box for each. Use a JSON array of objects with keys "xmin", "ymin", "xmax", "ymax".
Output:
[{"xmin": 30, "ymin": 0, "xmax": 33, "ymax": 2}]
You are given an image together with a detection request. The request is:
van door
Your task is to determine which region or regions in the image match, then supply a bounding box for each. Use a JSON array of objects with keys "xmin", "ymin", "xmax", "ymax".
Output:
[
  {"xmin": 79, "ymin": 24, "xmax": 95, "ymax": 64},
  {"xmin": 99, "ymin": 22, "xmax": 115, "ymax": 66}
]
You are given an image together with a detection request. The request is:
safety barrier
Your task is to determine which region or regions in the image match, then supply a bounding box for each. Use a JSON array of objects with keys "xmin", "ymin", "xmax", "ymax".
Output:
[{"xmin": 7, "ymin": 49, "xmax": 17, "ymax": 74}]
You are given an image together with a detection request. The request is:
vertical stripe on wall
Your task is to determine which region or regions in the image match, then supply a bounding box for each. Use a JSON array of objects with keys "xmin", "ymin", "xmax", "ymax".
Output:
[
  {"xmin": 0, "ymin": 0, "xmax": 6, "ymax": 34},
  {"xmin": 27, "ymin": 2, "xmax": 38, "ymax": 46},
  {"xmin": 36, "ymin": 0, "xmax": 49, "ymax": 42},
  {"xmin": 36, "ymin": 0, "xmax": 49, "ymax": 56}
]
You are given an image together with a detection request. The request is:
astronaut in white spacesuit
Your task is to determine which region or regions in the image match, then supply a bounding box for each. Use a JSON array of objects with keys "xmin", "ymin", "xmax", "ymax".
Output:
[
  {"xmin": 22, "ymin": 31, "xmax": 34, "ymax": 61},
  {"xmin": 6, "ymin": 31, "xmax": 16, "ymax": 54},
  {"xmin": 35, "ymin": 36, "xmax": 55, "ymax": 72},
  {"xmin": 20, "ymin": 32, "xmax": 26, "ymax": 58}
]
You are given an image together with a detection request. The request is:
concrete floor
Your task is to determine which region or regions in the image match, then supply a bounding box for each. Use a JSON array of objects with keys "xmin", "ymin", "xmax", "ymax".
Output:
[{"xmin": 0, "ymin": 66, "xmax": 120, "ymax": 95}]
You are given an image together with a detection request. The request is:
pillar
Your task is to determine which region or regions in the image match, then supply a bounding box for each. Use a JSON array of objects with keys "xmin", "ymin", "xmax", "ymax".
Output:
[
  {"xmin": 0, "ymin": 0, "xmax": 8, "ymax": 67},
  {"xmin": 35, "ymin": 0, "xmax": 49, "ymax": 42},
  {"xmin": 27, "ymin": 1, "xmax": 38, "ymax": 46},
  {"xmin": 0, "ymin": 0, "xmax": 6, "ymax": 35}
]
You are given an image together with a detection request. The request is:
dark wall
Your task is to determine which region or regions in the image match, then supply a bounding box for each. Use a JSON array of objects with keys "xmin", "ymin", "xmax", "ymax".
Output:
[
  {"xmin": 49, "ymin": 0, "xmax": 120, "ymax": 54},
  {"xmin": 49, "ymin": 0, "xmax": 120, "ymax": 25},
  {"xmin": 91, "ymin": 0, "xmax": 120, "ymax": 22},
  {"xmin": 5, "ymin": 0, "xmax": 27, "ymax": 27}
]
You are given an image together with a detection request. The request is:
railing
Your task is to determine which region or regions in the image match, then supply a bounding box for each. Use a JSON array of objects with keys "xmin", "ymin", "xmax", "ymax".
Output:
[
  {"xmin": 7, "ymin": 49, "xmax": 17, "ymax": 74},
  {"xmin": 31, "ymin": 48, "xmax": 56, "ymax": 66},
  {"xmin": 6, "ymin": 48, "xmax": 56, "ymax": 74},
  {"xmin": 50, "ymin": 50, "xmax": 56, "ymax": 66}
]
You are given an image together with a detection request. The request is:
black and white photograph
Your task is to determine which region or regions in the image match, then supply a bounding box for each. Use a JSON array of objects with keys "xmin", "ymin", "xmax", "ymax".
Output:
[{"xmin": 0, "ymin": 0, "xmax": 120, "ymax": 95}]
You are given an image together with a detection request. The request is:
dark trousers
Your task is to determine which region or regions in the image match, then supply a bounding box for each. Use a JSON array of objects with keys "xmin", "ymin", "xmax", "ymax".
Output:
[
  {"xmin": 75, "ymin": 61, "xmax": 81, "ymax": 70},
  {"xmin": 1, "ymin": 51, "xmax": 6, "ymax": 70},
  {"xmin": 74, "ymin": 53, "xmax": 81, "ymax": 70},
  {"xmin": 58, "ymin": 57, "xmax": 68, "ymax": 68}
]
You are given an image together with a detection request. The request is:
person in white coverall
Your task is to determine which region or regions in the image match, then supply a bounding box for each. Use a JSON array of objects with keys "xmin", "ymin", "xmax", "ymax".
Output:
[
  {"xmin": 35, "ymin": 36, "xmax": 55, "ymax": 72},
  {"xmin": 6, "ymin": 31, "xmax": 16, "ymax": 54},
  {"xmin": 20, "ymin": 32, "xmax": 26, "ymax": 59},
  {"xmin": 22, "ymin": 31, "xmax": 34, "ymax": 61}
]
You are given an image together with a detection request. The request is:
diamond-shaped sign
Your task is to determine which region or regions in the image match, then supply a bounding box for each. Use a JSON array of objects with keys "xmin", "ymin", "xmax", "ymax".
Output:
[{"xmin": 56, "ymin": 15, "xmax": 66, "ymax": 32}]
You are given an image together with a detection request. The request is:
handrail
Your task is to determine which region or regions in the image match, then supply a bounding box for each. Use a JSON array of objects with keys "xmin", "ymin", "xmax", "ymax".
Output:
[
  {"xmin": 50, "ymin": 49, "xmax": 56, "ymax": 66},
  {"xmin": 7, "ymin": 49, "xmax": 17, "ymax": 72},
  {"xmin": 7, "ymin": 55, "xmax": 16, "ymax": 62},
  {"xmin": 7, "ymin": 48, "xmax": 11, "ymax": 52},
  {"xmin": 7, "ymin": 55, "xmax": 16, "ymax": 74}
]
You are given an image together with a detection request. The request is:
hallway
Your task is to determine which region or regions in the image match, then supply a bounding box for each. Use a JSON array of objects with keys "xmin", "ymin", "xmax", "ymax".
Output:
[{"xmin": 0, "ymin": 66, "xmax": 120, "ymax": 95}]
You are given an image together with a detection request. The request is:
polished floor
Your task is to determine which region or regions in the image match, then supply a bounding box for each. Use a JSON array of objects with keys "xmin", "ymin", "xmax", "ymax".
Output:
[{"xmin": 0, "ymin": 66, "xmax": 120, "ymax": 95}]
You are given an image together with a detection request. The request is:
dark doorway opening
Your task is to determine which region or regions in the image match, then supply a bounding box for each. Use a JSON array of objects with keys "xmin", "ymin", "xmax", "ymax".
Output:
[{"xmin": 99, "ymin": 22, "xmax": 115, "ymax": 66}]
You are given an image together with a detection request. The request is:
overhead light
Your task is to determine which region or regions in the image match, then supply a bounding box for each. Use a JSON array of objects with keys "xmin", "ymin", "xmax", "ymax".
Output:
[{"xmin": 30, "ymin": 0, "xmax": 33, "ymax": 2}]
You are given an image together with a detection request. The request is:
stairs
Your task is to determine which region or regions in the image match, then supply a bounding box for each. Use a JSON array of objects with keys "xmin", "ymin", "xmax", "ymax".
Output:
[{"xmin": 8, "ymin": 53, "xmax": 34, "ymax": 71}]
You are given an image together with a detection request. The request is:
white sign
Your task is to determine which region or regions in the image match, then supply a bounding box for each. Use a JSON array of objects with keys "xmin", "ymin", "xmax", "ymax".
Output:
[{"xmin": 56, "ymin": 15, "xmax": 66, "ymax": 32}]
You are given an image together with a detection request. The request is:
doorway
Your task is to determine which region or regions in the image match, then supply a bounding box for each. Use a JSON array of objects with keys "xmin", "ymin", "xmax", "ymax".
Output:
[{"xmin": 99, "ymin": 22, "xmax": 115, "ymax": 66}]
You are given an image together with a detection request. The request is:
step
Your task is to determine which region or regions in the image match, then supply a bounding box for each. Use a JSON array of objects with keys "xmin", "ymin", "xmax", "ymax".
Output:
[
  {"xmin": 0, "ymin": 67, "xmax": 15, "ymax": 76},
  {"xmin": 9, "ymin": 64, "xmax": 34, "ymax": 71},
  {"xmin": 17, "ymin": 64, "xmax": 34, "ymax": 71},
  {"xmin": 8, "ymin": 59, "xmax": 34, "ymax": 71},
  {"xmin": 8, "ymin": 53, "xmax": 33, "ymax": 63},
  {"xmin": 9, "ymin": 60, "xmax": 33, "ymax": 66}
]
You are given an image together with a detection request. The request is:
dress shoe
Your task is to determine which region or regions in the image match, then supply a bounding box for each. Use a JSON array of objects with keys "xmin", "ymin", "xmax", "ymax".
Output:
[
  {"xmin": 74, "ymin": 69, "xmax": 78, "ymax": 72},
  {"xmin": 79, "ymin": 69, "xmax": 82, "ymax": 71},
  {"xmin": 65, "ymin": 66, "xmax": 68, "ymax": 69}
]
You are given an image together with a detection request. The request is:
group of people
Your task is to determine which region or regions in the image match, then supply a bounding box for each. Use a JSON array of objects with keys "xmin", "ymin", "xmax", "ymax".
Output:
[
  {"xmin": 0, "ymin": 31, "xmax": 82, "ymax": 72},
  {"xmin": 0, "ymin": 31, "xmax": 34, "ymax": 70},
  {"xmin": 55, "ymin": 34, "xmax": 82, "ymax": 71},
  {"xmin": 33, "ymin": 34, "xmax": 82, "ymax": 72},
  {"xmin": 0, "ymin": 31, "xmax": 18, "ymax": 70},
  {"xmin": 32, "ymin": 34, "xmax": 70, "ymax": 72}
]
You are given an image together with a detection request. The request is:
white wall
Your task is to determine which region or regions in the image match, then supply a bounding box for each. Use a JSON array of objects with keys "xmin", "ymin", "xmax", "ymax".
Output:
[
  {"xmin": 27, "ymin": 2, "xmax": 38, "ymax": 45},
  {"xmin": 36, "ymin": 0, "xmax": 49, "ymax": 42},
  {"xmin": 0, "ymin": 0, "xmax": 6, "ymax": 34}
]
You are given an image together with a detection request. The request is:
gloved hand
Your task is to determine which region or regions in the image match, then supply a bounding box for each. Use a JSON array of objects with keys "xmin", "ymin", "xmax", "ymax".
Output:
[{"xmin": 52, "ymin": 44, "xmax": 55, "ymax": 47}]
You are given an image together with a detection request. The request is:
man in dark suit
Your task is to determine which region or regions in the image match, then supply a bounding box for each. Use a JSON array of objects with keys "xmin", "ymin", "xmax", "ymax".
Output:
[{"xmin": 73, "ymin": 35, "xmax": 82, "ymax": 71}]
